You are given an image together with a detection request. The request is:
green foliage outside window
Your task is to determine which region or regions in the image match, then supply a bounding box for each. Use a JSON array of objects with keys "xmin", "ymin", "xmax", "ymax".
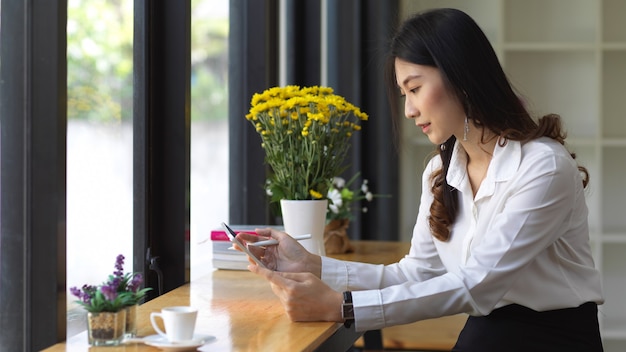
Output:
[{"xmin": 67, "ymin": 0, "xmax": 228, "ymax": 123}]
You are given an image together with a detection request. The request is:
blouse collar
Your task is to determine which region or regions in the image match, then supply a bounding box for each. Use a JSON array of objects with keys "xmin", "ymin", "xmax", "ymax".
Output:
[{"xmin": 446, "ymin": 138, "xmax": 522, "ymax": 199}]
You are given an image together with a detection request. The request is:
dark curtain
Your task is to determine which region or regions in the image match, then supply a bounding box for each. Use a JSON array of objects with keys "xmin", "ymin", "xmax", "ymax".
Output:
[
  {"xmin": 325, "ymin": 0, "xmax": 399, "ymax": 240},
  {"xmin": 229, "ymin": 0, "xmax": 399, "ymax": 241},
  {"xmin": 283, "ymin": 0, "xmax": 321, "ymax": 86},
  {"xmin": 228, "ymin": 0, "xmax": 279, "ymax": 225}
]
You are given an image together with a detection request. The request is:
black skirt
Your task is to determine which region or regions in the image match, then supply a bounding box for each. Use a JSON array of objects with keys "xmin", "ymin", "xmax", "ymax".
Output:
[{"xmin": 452, "ymin": 302, "xmax": 603, "ymax": 352}]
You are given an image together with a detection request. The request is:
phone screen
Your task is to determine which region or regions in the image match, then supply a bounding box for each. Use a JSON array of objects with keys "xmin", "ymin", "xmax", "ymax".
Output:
[{"xmin": 221, "ymin": 222, "xmax": 267, "ymax": 269}]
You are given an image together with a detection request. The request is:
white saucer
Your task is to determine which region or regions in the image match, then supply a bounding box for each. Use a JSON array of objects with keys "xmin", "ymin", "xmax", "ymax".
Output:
[{"xmin": 143, "ymin": 334, "xmax": 215, "ymax": 351}]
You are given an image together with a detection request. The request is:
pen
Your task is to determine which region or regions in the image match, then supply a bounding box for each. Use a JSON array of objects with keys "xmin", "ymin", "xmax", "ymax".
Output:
[{"xmin": 248, "ymin": 234, "xmax": 312, "ymax": 247}]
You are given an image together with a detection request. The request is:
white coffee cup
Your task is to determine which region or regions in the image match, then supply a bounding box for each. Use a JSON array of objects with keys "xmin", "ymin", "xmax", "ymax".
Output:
[{"xmin": 150, "ymin": 306, "xmax": 198, "ymax": 342}]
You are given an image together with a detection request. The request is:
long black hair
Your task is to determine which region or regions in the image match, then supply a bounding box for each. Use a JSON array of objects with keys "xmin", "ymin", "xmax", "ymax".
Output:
[
  {"xmin": 384, "ymin": 8, "xmax": 585, "ymax": 241},
  {"xmin": 385, "ymin": 8, "xmax": 536, "ymax": 139}
]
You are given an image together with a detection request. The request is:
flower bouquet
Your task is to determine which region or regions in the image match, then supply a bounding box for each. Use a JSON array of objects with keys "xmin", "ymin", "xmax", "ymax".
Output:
[
  {"xmin": 70, "ymin": 254, "xmax": 151, "ymax": 345},
  {"xmin": 246, "ymin": 85, "xmax": 368, "ymax": 203},
  {"xmin": 247, "ymin": 85, "xmax": 368, "ymax": 255}
]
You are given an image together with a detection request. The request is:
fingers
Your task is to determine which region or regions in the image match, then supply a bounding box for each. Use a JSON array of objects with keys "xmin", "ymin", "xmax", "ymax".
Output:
[
  {"xmin": 254, "ymin": 228, "xmax": 291, "ymax": 242},
  {"xmin": 253, "ymin": 227, "xmax": 273, "ymax": 238},
  {"xmin": 246, "ymin": 255, "xmax": 259, "ymax": 266},
  {"xmin": 242, "ymin": 239, "xmax": 265, "ymax": 256},
  {"xmin": 230, "ymin": 240, "xmax": 262, "ymax": 257},
  {"xmin": 248, "ymin": 264, "xmax": 311, "ymax": 284},
  {"xmin": 249, "ymin": 263, "xmax": 281, "ymax": 281},
  {"xmin": 237, "ymin": 232, "xmax": 268, "ymax": 244}
]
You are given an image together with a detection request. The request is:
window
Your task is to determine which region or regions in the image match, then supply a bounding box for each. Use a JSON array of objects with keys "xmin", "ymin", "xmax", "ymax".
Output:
[
  {"xmin": 65, "ymin": 0, "xmax": 229, "ymax": 337},
  {"xmin": 189, "ymin": 0, "xmax": 229, "ymax": 280},
  {"xmin": 66, "ymin": 0, "xmax": 134, "ymax": 337},
  {"xmin": 1, "ymin": 1, "xmax": 396, "ymax": 348}
]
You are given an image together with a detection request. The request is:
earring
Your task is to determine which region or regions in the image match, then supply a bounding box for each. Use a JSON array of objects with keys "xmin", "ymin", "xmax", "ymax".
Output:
[
  {"xmin": 463, "ymin": 116, "xmax": 469, "ymax": 141},
  {"xmin": 440, "ymin": 143, "xmax": 446, "ymax": 151}
]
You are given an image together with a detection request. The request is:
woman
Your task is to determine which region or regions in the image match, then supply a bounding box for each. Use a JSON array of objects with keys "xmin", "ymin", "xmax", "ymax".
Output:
[{"xmin": 237, "ymin": 8, "xmax": 604, "ymax": 351}]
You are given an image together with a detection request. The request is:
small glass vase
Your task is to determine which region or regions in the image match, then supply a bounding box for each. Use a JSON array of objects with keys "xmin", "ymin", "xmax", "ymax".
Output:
[
  {"xmin": 87, "ymin": 310, "xmax": 126, "ymax": 346},
  {"xmin": 124, "ymin": 304, "xmax": 138, "ymax": 338}
]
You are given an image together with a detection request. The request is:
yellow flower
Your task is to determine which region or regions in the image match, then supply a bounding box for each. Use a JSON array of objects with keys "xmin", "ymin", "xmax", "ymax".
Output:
[
  {"xmin": 246, "ymin": 85, "xmax": 368, "ymax": 201},
  {"xmin": 309, "ymin": 189, "xmax": 323, "ymax": 199}
]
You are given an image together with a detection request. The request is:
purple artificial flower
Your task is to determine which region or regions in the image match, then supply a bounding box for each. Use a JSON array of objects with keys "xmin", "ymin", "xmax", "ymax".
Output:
[
  {"xmin": 127, "ymin": 273, "xmax": 143, "ymax": 293},
  {"xmin": 114, "ymin": 254, "xmax": 125, "ymax": 278},
  {"xmin": 70, "ymin": 284, "xmax": 94, "ymax": 304},
  {"xmin": 70, "ymin": 255, "xmax": 149, "ymax": 312},
  {"xmin": 70, "ymin": 286, "xmax": 81, "ymax": 298},
  {"xmin": 105, "ymin": 276, "xmax": 122, "ymax": 293},
  {"xmin": 100, "ymin": 283, "xmax": 118, "ymax": 301}
]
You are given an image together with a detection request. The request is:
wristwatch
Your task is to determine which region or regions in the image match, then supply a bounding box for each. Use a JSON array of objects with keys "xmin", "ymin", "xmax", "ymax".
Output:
[{"xmin": 341, "ymin": 291, "xmax": 354, "ymax": 328}]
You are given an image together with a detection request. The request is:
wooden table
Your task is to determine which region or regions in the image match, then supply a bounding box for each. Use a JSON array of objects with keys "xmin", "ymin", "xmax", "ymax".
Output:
[{"xmin": 44, "ymin": 241, "xmax": 465, "ymax": 351}]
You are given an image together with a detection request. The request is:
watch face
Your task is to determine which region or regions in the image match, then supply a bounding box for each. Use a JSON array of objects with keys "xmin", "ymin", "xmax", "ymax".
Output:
[{"xmin": 342, "ymin": 303, "xmax": 354, "ymax": 320}]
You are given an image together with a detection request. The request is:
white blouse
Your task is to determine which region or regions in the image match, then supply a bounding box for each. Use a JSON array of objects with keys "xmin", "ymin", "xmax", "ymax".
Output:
[{"xmin": 321, "ymin": 137, "xmax": 604, "ymax": 332}]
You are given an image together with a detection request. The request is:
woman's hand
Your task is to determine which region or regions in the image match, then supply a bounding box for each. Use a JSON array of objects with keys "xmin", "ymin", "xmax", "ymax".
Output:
[
  {"xmin": 236, "ymin": 228, "xmax": 322, "ymax": 276},
  {"xmin": 249, "ymin": 264, "xmax": 343, "ymax": 323}
]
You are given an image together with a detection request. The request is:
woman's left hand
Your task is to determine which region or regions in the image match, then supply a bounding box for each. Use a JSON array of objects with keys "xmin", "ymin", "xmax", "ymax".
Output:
[{"xmin": 249, "ymin": 264, "xmax": 344, "ymax": 323}]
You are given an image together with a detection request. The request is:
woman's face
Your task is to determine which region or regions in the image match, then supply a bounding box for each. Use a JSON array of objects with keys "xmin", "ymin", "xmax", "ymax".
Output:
[{"xmin": 395, "ymin": 58, "xmax": 466, "ymax": 145}]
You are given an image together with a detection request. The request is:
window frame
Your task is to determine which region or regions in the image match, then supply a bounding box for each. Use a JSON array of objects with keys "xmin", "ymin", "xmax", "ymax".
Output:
[
  {"xmin": 0, "ymin": 0, "xmax": 68, "ymax": 349},
  {"xmin": 133, "ymin": 0, "xmax": 191, "ymax": 301}
]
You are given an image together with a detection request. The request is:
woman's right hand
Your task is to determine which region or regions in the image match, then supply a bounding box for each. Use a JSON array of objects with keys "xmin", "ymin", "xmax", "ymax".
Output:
[
  {"xmin": 248, "ymin": 264, "xmax": 342, "ymax": 323},
  {"xmin": 236, "ymin": 228, "xmax": 322, "ymax": 276}
]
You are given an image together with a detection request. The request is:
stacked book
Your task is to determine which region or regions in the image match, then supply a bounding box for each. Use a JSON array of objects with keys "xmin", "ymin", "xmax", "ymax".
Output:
[{"xmin": 211, "ymin": 225, "xmax": 283, "ymax": 270}]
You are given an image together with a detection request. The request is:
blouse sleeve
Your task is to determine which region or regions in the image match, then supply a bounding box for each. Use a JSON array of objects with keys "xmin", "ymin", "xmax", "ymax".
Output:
[
  {"xmin": 321, "ymin": 156, "xmax": 446, "ymax": 291},
  {"xmin": 329, "ymin": 148, "xmax": 588, "ymax": 332}
]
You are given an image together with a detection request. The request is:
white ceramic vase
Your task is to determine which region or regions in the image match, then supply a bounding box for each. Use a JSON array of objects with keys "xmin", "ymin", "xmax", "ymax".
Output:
[{"xmin": 280, "ymin": 199, "xmax": 328, "ymax": 256}]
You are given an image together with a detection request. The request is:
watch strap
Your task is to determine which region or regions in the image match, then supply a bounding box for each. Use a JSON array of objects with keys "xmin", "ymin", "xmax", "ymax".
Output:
[{"xmin": 342, "ymin": 291, "xmax": 354, "ymax": 328}]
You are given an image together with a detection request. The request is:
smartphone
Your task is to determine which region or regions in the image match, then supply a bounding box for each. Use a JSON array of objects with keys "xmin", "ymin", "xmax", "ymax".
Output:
[{"xmin": 220, "ymin": 222, "xmax": 267, "ymax": 269}]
